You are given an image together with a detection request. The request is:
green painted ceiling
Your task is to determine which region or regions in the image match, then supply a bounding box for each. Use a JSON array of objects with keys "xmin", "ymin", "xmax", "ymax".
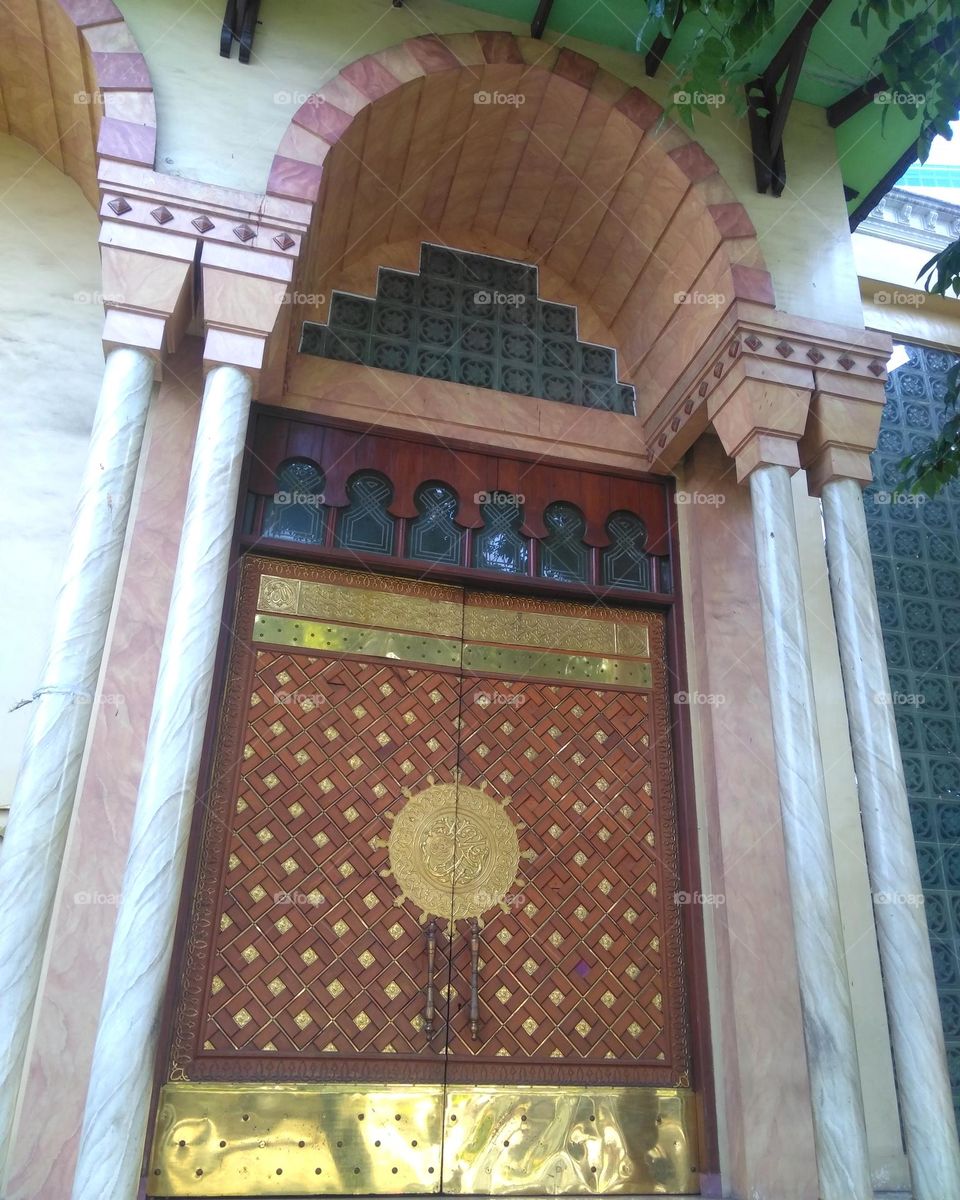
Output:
[{"xmin": 457, "ymin": 0, "xmax": 926, "ymax": 221}]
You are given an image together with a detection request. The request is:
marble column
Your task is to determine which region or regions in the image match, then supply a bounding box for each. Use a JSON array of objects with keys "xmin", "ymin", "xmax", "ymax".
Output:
[
  {"xmin": 70, "ymin": 365, "xmax": 253, "ymax": 1200},
  {"xmin": 748, "ymin": 464, "xmax": 873, "ymax": 1200},
  {"xmin": 822, "ymin": 476, "xmax": 960, "ymax": 1200},
  {"xmin": 0, "ymin": 347, "xmax": 155, "ymax": 1185}
]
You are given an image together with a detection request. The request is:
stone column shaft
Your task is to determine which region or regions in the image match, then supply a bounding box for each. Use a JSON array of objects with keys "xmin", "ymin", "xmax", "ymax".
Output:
[
  {"xmin": 822, "ymin": 477, "xmax": 960, "ymax": 1200},
  {"xmin": 748, "ymin": 463, "xmax": 873, "ymax": 1200},
  {"xmin": 71, "ymin": 365, "xmax": 253, "ymax": 1200},
  {"xmin": 0, "ymin": 347, "xmax": 155, "ymax": 1185}
]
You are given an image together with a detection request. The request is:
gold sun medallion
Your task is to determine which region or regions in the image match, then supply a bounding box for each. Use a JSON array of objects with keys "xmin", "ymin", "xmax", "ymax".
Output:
[{"xmin": 374, "ymin": 776, "xmax": 532, "ymax": 926}]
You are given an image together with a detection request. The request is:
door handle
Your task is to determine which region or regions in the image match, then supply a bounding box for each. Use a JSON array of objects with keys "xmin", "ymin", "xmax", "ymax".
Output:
[
  {"xmin": 424, "ymin": 918, "xmax": 438, "ymax": 1044},
  {"xmin": 468, "ymin": 919, "xmax": 481, "ymax": 1041}
]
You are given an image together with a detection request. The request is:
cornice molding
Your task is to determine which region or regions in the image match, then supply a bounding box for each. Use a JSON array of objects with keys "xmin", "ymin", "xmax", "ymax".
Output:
[
  {"xmin": 96, "ymin": 164, "xmax": 310, "ymax": 392},
  {"xmin": 646, "ymin": 308, "xmax": 890, "ymax": 475},
  {"xmin": 859, "ymin": 186, "xmax": 960, "ymax": 253}
]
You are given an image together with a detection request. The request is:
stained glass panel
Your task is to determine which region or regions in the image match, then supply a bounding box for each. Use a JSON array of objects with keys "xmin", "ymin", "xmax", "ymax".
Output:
[{"xmin": 472, "ymin": 492, "xmax": 529, "ymax": 575}]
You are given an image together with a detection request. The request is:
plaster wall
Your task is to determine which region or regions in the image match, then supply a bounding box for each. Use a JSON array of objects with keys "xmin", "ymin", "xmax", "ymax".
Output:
[
  {"xmin": 0, "ymin": 133, "xmax": 103, "ymax": 826},
  {"xmin": 853, "ymin": 230, "xmax": 939, "ymax": 297},
  {"xmin": 116, "ymin": 0, "xmax": 863, "ymax": 328}
]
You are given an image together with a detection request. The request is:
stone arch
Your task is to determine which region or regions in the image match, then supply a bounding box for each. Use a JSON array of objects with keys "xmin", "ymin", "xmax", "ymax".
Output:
[
  {"xmin": 0, "ymin": 0, "xmax": 156, "ymax": 205},
  {"xmin": 268, "ymin": 31, "xmax": 774, "ymax": 423}
]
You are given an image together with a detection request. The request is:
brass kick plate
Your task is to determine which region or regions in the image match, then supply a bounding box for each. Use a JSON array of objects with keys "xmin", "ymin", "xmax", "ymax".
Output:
[
  {"xmin": 147, "ymin": 1083, "xmax": 698, "ymax": 1196},
  {"xmin": 148, "ymin": 1084, "xmax": 444, "ymax": 1196}
]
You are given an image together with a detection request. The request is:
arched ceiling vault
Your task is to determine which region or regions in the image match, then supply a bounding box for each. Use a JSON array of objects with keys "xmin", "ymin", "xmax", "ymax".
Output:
[
  {"xmin": 272, "ymin": 32, "xmax": 775, "ymax": 424},
  {"xmin": 0, "ymin": 0, "xmax": 155, "ymax": 206}
]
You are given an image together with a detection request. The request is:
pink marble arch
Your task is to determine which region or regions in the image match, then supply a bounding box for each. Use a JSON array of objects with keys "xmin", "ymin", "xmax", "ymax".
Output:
[
  {"xmin": 266, "ymin": 34, "xmax": 772, "ymax": 303},
  {"xmin": 0, "ymin": 0, "xmax": 157, "ymax": 203},
  {"xmin": 265, "ymin": 33, "xmax": 774, "ymax": 404}
]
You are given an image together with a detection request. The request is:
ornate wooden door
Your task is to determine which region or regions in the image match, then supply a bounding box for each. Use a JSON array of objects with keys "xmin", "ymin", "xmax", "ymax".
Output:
[{"xmin": 148, "ymin": 557, "xmax": 696, "ymax": 1197}]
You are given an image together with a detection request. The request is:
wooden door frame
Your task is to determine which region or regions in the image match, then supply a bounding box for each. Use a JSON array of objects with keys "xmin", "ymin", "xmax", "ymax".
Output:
[{"xmin": 151, "ymin": 409, "xmax": 719, "ymax": 1182}]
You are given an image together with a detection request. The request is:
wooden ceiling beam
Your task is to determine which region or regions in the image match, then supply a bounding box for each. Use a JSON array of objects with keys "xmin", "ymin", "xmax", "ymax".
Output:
[
  {"xmin": 748, "ymin": 0, "xmax": 836, "ymax": 195},
  {"xmin": 762, "ymin": 0, "xmax": 835, "ymax": 91},
  {"xmin": 849, "ymin": 142, "xmax": 918, "ymax": 231},
  {"xmin": 827, "ymin": 74, "xmax": 886, "ymax": 127},
  {"xmin": 531, "ymin": 0, "xmax": 556, "ymax": 39}
]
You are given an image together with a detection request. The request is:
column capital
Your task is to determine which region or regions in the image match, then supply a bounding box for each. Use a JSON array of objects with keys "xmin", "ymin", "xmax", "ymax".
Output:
[
  {"xmin": 97, "ymin": 163, "xmax": 309, "ymax": 392},
  {"xmin": 99, "ymin": 223, "xmax": 196, "ymax": 367},
  {"xmin": 799, "ymin": 370, "xmax": 890, "ymax": 496},
  {"xmin": 200, "ymin": 241, "xmax": 296, "ymax": 398},
  {"xmin": 708, "ymin": 361, "xmax": 814, "ymax": 482},
  {"xmin": 647, "ymin": 305, "xmax": 892, "ymax": 481}
]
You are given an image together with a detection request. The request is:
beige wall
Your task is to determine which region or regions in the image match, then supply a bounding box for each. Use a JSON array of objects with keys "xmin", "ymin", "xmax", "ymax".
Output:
[
  {"xmin": 0, "ymin": 133, "xmax": 104, "ymax": 826},
  {"xmin": 116, "ymin": 0, "xmax": 863, "ymax": 328}
]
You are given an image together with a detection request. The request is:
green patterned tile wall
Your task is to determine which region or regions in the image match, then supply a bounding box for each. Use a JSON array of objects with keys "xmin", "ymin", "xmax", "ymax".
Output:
[
  {"xmin": 300, "ymin": 243, "xmax": 636, "ymax": 414},
  {"xmin": 864, "ymin": 341, "xmax": 960, "ymax": 1120}
]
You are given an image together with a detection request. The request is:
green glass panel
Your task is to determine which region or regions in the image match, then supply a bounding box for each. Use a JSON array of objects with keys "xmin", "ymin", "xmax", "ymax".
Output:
[
  {"xmin": 262, "ymin": 459, "xmax": 326, "ymax": 545},
  {"xmin": 334, "ymin": 471, "xmax": 396, "ymax": 556},
  {"xmin": 864, "ymin": 342, "xmax": 960, "ymax": 1123},
  {"xmin": 299, "ymin": 244, "xmax": 637, "ymax": 413},
  {"xmin": 601, "ymin": 512, "xmax": 650, "ymax": 592},
  {"xmin": 408, "ymin": 483, "xmax": 464, "ymax": 566},
  {"xmin": 539, "ymin": 502, "xmax": 589, "ymax": 584}
]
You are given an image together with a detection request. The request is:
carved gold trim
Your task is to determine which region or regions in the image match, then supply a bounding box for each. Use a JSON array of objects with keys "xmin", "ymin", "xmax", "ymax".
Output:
[
  {"xmin": 463, "ymin": 605, "xmax": 651, "ymax": 659},
  {"xmin": 257, "ymin": 572, "xmax": 464, "ymax": 638}
]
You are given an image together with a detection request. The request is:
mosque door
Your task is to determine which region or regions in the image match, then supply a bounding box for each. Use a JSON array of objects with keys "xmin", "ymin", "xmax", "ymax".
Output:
[{"xmin": 148, "ymin": 558, "xmax": 697, "ymax": 1197}]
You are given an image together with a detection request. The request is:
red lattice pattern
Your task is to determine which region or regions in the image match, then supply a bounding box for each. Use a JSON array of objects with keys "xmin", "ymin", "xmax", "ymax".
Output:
[
  {"xmin": 200, "ymin": 650, "xmax": 460, "ymax": 1060},
  {"xmin": 194, "ymin": 648, "xmax": 677, "ymax": 1080},
  {"xmin": 444, "ymin": 676, "xmax": 669, "ymax": 1070}
]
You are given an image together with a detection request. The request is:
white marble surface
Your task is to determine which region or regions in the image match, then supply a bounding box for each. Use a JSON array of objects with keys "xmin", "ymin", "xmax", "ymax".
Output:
[
  {"xmin": 823, "ymin": 477, "xmax": 960, "ymax": 1200},
  {"xmin": 70, "ymin": 366, "xmax": 253, "ymax": 1200},
  {"xmin": 0, "ymin": 346, "xmax": 154, "ymax": 1186},
  {"xmin": 748, "ymin": 465, "xmax": 873, "ymax": 1200}
]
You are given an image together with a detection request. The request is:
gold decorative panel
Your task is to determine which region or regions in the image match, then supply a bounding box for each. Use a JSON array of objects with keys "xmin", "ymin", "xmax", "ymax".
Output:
[
  {"xmin": 149, "ymin": 1083, "xmax": 444, "ymax": 1196},
  {"xmin": 257, "ymin": 573, "xmax": 464, "ymax": 637},
  {"xmin": 379, "ymin": 780, "xmax": 526, "ymax": 924},
  {"xmin": 254, "ymin": 615, "xmax": 462, "ymax": 669},
  {"xmin": 157, "ymin": 558, "xmax": 695, "ymax": 1196},
  {"xmin": 147, "ymin": 1083, "xmax": 697, "ymax": 1196}
]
